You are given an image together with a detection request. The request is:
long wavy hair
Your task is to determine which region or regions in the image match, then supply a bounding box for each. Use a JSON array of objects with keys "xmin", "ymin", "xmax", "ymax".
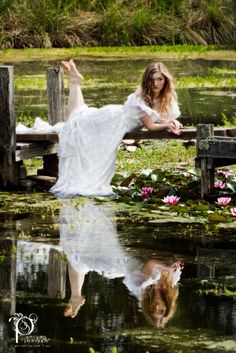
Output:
[
  {"xmin": 140, "ymin": 62, "xmax": 177, "ymax": 115},
  {"xmin": 141, "ymin": 269, "xmax": 179, "ymax": 328}
]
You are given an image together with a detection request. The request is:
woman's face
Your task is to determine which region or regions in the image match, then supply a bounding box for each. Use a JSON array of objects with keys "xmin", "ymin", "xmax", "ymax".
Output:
[{"xmin": 151, "ymin": 71, "xmax": 165, "ymax": 96}]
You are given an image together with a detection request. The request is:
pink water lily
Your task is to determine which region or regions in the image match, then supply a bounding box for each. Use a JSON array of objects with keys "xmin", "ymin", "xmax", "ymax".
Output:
[
  {"xmin": 162, "ymin": 195, "xmax": 180, "ymax": 205},
  {"xmin": 216, "ymin": 197, "xmax": 231, "ymax": 206},
  {"xmin": 219, "ymin": 170, "xmax": 232, "ymax": 178},
  {"xmin": 140, "ymin": 186, "xmax": 153, "ymax": 198},
  {"xmin": 231, "ymin": 208, "xmax": 236, "ymax": 217},
  {"xmin": 214, "ymin": 181, "xmax": 225, "ymax": 189}
]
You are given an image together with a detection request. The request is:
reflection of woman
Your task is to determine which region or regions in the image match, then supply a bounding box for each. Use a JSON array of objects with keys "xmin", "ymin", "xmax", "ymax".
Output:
[
  {"xmin": 59, "ymin": 199, "xmax": 182, "ymax": 325},
  {"xmin": 50, "ymin": 60, "xmax": 182, "ymax": 197},
  {"xmin": 63, "ymin": 262, "xmax": 86, "ymax": 318},
  {"xmin": 140, "ymin": 260, "xmax": 182, "ymax": 328}
]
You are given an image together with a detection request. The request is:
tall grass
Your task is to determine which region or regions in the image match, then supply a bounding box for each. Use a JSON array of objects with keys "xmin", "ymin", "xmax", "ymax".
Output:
[{"xmin": 0, "ymin": 0, "xmax": 234, "ymax": 48}]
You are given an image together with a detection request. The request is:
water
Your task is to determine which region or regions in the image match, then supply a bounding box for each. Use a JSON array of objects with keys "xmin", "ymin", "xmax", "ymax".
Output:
[
  {"xmin": 0, "ymin": 197, "xmax": 236, "ymax": 353},
  {"xmin": 13, "ymin": 57, "xmax": 236, "ymax": 126}
]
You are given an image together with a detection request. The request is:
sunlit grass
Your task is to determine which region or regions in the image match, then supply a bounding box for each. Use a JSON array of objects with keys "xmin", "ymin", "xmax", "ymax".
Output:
[
  {"xmin": 14, "ymin": 73, "xmax": 236, "ymax": 92},
  {"xmin": 177, "ymin": 76, "xmax": 236, "ymax": 88},
  {"xmin": 116, "ymin": 140, "xmax": 195, "ymax": 173},
  {"xmin": 14, "ymin": 75, "xmax": 47, "ymax": 90},
  {"xmin": 1, "ymin": 45, "xmax": 236, "ymax": 63},
  {"xmin": 208, "ymin": 67, "xmax": 236, "ymax": 75}
]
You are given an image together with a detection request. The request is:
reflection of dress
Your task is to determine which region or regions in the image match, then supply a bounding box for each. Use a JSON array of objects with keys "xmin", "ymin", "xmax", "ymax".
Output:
[
  {"xmin": 59, "ymin": 199, "xmax": 182, "ymax": 299},
  {"xmin": 50, "ymin": 91, "xmax": 180, "ymax": 196},
  {"xmin": 59, "ymin": 199, "xmax": 131, "ymax": 279}
]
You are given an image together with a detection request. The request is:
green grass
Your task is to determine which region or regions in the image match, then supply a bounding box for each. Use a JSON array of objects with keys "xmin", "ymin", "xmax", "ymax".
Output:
[
  {"xmin": 1, "ymin": 45, "xmax": 236, "ymax": 63},
  {"xmin": 0, "ymin": 0, "xmax": 234, "ymax": 47},
  {"xmin": 116, "ymin": 140, "xmax": 195, "ymax": 174},
  {"xmin": 177, "ymin": 75, "xmax": 236, "ymax": 88}
]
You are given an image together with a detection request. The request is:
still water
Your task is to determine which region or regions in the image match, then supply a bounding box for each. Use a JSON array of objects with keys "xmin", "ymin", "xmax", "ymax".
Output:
[
  {"xmin": 13, "ymin": 57, "xmax": 236, "ymax": 126},
  {"xmin": 0, "ymin": 197, "xmax": 236, "ymax": 353}
]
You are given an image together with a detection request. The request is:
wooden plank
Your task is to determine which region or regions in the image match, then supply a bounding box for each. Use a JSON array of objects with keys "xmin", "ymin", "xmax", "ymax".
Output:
[
  {"xmin": 16, "ymin": 127, "xmax": 236, "ymax": 144},
  {"xmin": 212, "ymin": 158, "xmax": 236, "ymax": 168},
  {"xmin": 16, "ymin": 128, "xmax": 197, "ymax": 142},
  {"xmin": 17, "ymin": 133, "xmax": 59, "ymax": 143},
  {"xmin": 15, "ymin": 142, "xmax": 58, "ymax": 161},
  {"xmin": 197, "ymin": 140, "xmax": 236, "ymax": 158},
  {"xmin": 0, "ymin": 66, "xmax": 17, "ymax": 189},
  {"xmin": 47, "ymin": 67, "xmax": 65, "ymax": 124},
  {"xmin": 124, "ymin": 128, "xmax": 198, "ymax": 140}
]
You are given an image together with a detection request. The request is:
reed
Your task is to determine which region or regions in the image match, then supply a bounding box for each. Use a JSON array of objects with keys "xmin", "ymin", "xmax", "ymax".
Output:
[{"xmin": 0, "ymin": 0, "xmax": 234, "ymax": 48}]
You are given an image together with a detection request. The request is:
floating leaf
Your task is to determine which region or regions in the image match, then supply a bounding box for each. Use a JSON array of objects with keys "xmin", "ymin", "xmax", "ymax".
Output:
[{"xmin": 208, "ymin": 213, "xmax": 226, "ymax": 222}]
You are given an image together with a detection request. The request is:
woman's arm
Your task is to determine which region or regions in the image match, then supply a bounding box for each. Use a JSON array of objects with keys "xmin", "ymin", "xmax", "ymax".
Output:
[{"xmin": 140, "ymin": 115, "xmax": 182, "ymax": 135}]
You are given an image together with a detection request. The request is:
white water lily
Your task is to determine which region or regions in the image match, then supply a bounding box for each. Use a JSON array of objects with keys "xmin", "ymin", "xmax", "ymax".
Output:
[{"xmin": 141, "ymin": 168, "xmax": 152, "ymax": 176}]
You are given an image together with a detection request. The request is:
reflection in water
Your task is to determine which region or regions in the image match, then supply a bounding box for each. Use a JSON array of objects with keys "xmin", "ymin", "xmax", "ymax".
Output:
[
  {"xmin": 2, "ymin": 199, "xmax": 236, "ymax": 351},
  {"xmin": 59, "ymin": 198, "xmax": 183, "ymax": 327}
]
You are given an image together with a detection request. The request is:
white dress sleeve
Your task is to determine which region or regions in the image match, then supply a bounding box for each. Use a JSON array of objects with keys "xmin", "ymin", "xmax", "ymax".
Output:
[
  {"xmin": 123, "ymin": 91, "xmax": 160, "ymax": 123},
  {"xmin": 168, "ymin": 98, "xmax": 181, "ymax": 120}
]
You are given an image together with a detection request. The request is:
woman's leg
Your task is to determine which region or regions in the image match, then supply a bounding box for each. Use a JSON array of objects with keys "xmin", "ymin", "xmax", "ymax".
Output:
[{"xmin": 62, "ymin": 59, "xmax": 85, "ymax": 118}]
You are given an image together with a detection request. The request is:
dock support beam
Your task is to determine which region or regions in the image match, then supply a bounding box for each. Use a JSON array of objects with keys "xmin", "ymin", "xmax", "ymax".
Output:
[
  {"xmin": 47, "ymin": 67, "xmax": 65, "ymax": 125},
  {"xmin": 196, "ymin": 124, "xmax": 214, "ymax": 199},
  {"xmin": 0, "ymin": 66, "xmax": 17, "ymax": 189},
  {"xmin": 40, "ymin": 67, "xmax": 66, "ymax": 177}
]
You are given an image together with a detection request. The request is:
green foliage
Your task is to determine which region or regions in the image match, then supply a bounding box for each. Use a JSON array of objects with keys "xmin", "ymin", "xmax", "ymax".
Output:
[
  {"xmin": 0, "ymin": 0, "xmax": 234, "ymax": 48},
  {"xmin": 89, "ymin": 348, "xmax": 150, "ymax": 353},
  {"xmin": 197, "ymin": 282, "xmax": 236, "ymax": 298},
  {"xmin": 116, "ymin": 140, "xmax": 195, "ymax": 174}
]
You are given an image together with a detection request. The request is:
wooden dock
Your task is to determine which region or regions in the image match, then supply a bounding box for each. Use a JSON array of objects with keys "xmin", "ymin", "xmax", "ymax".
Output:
[{"xmin": 1, "ymin": 65, "xmax": 236, "ymax": 199}]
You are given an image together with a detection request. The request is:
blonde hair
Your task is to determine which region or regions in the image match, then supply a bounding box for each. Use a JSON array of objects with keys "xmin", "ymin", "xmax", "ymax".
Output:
[
  {"xmin": 141, "ymin": 269, "xmax": 179, "ymax": 328},
  {"xmin": 140, "ymin": 62, "xmax": 177, "ymax": 115}
]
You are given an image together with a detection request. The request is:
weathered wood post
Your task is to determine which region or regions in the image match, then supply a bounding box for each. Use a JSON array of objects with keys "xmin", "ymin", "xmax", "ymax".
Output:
[
  {"xmin": 0, "ymin": 66, "xmax": 17, "ymax": 189},
  {"xmin": 233, "ymin": 0, "xmax": 236, "ymax": 42},
  {"xmin": 0, "ymin": 239, "xmax": 16, "ymax": 315},
  {"xmin": 196, "ymin": 124, "xmax": 214, "ymax": 199},
  {"xmin": 47, "ymin": 67, "xmax": 65, "ymax": 124},
  {"xmin": 47, "ymin": 248, "xmax": 67, "ymax": 299},
  {"xmin": 38, "ymin": 67, "xmax": 65, "ymax": 177}
]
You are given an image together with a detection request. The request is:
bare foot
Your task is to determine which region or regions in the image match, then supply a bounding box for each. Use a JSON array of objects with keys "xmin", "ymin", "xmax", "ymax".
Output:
[
  {"xmin": 64, "ymin": 295, "xmax": 85, "ymax": 318},
  {"xmin": 61, "ymin": 59, "xmax": 83, "ymax": 84}
]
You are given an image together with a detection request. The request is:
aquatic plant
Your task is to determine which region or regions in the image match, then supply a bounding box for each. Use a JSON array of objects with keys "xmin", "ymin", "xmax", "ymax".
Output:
[
  {"xmin": 218, "ymin": 169, "xmax": 232, "ymax": 178},
  {"xmin": 197, "ymin": 282, "xmax": 236, "ymax": 298},
  {"xmin": 140, "ymin": 186, "xmax": 153, "ymax": 199},
  {"xmin": 215, "ymin": 197, "xmax": 231, "ymax": 206},
  {"xmin": 231, "ymin": 208, "xmax": 236, "ymax": 216},
  {"xmin": 214, "ymin": 180, "xmax": 225, "ymax": 189},
  {"xmin": 162, "ymin": 195, "xmax": 180, "ymax": 206},
  {"xmin": 89, "ymin": 347, "xmax": 150, "ymax": 353}
]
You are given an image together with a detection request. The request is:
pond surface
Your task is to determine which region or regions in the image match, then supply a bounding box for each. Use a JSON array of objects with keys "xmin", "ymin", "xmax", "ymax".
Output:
[
  {"xmin": 9, "ymin": 56, "xmax": 236, "ymax": 126},
  {"xmin": 0, "ymin": 196, "xmax": 236, "ymax": 353}
]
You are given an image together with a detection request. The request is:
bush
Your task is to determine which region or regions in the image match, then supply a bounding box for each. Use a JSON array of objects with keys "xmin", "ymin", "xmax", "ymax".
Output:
[{"xmin": 0, "ymin": 0, "xmax": 234, "ymax": 48}]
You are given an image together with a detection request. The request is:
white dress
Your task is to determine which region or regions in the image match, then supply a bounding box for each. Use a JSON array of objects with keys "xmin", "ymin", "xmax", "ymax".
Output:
[
  {"xmin": 17, "ymin": 90, "xmax": 180, "ymax": 197},
  {"xmin": 51, "ymin": 90, "xmax": 180, "ymax": 197}
]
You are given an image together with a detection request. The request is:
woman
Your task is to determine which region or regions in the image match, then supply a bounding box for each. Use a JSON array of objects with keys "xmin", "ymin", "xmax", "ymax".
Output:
[{"xmin": 50, "ymin": 60, "xmax": 182, "ymax": 197}]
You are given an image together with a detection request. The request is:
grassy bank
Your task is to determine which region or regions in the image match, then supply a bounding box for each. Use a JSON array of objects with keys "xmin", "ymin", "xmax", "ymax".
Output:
[
  {"xmin": 0, "ymin": 0, "xmax": 234, "ymax": 48},
  {"xmin": 1, "ymin": 44, "xmax": 236, "ymax": 63}
]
